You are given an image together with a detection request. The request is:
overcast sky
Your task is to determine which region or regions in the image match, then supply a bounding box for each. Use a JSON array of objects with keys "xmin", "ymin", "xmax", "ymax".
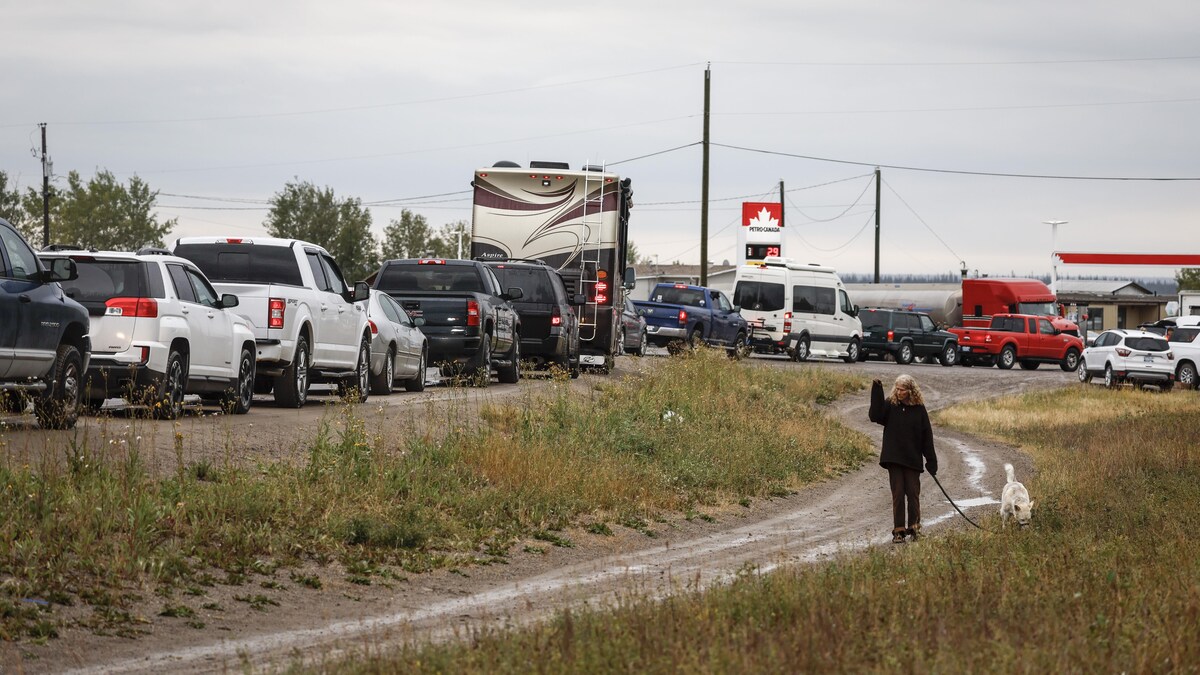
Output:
[{"xmin": 4, "ymin": 1, "xmax": 1198, "ymax": 280}]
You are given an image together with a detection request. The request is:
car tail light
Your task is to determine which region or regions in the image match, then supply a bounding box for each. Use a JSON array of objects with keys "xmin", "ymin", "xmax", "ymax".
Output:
[
  {"xmin": 1115, "ymin": 348, "xmax": 1130, "ymax": 357},
  {"xmin": 138, "ymin": 346, "xmax": 150, "ymax": 364},
  {"xmin": 594, "ymin": 280, "xmax": 610, "ymax": 305},
  {"xmin": 678, "ymin": 309, "xmax": 688, "ymax": 326},
  {"xmin": 467, "ymin": 300, "xmax": 480, "ymax": 327},
  {"xmin": 104, "ymin": 297, "xmax": 158, "ymax": 318},
  {"xmin": 268, "ymin": 297, "xmax": 285, "ymax": 329},
  {"xmin": 887, "ymin": 330, "xmax": 894, "ymax": 342},
  {"xmin": 368, "ymin": 320, "xmax": 378, "ymax": 335},
  {"xmin": 551, "ymin": 306, "xmax": 562, "ymax": 327},
  {"xmin": 783, "ymin": 311, "xmax": 792, "ymax": 334}
]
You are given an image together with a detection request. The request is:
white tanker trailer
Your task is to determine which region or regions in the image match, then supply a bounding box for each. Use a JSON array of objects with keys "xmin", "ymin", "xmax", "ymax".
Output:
[{"xmin": 845, "ymin": 284, "xmax": 963, "ymax": 327}]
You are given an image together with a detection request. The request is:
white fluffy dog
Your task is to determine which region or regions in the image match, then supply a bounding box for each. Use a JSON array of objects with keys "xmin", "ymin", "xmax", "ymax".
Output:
[{"xmin": 1000, "ymin": 463, "xmax": 1034, "ymax": 528}]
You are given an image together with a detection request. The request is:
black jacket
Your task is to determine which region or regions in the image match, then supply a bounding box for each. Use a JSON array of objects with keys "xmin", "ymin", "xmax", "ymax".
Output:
[{"xmin": 868, "ymin": 381, "xmax": 938, "ymax": 474}]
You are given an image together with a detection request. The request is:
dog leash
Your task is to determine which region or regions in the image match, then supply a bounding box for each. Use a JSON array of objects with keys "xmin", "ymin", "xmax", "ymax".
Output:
[{"xmin": 930, "ymin": 472, "xmax": 997, "ymax": 533}]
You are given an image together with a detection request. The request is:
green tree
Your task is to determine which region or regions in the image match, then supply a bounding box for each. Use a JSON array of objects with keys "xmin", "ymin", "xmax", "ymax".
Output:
[
  {"xmin": 0, "ymin": 171, "xmax": 32, "ymax": 236},
  {"xmin": 1176, "ymin": 268, "xmax": 1200, "ymax": 291},
  {"xmin": 625, "ymin": 240, "xmax": 643, "ymax": 266},
  {"xmin": 428, "ymin": 220, "xmax": 470, "ymax": 259},
  {"xmin": 381, "ymin": 209, "xmax": 434, "ymax": 260},
  {"xmin": 265, "ymin": 180, "xmax": 378, "ymax": 282},
  {"xmin": 12, "ymin": 170, "xmax": 174, "ymax": 250}
]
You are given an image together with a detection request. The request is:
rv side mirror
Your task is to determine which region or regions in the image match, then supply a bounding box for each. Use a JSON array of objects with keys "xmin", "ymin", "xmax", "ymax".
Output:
[
  {"xmin": 219, "ymin": 293, "xmax": 239, "ymax": 309},
  {"xmin": 623, "ymin": 265, "xmax": 636, "ymax": 290},
  {"xmin": 503, "ymin": 287, "xmax": 523, "ymax": 301},
  {"xmin": 571, "ymin": 293, "xmax": 587, "ymax": 306}
]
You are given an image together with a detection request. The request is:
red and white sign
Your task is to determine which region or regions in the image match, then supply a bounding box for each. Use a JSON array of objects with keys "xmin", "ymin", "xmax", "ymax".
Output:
[
  {"xmin": 1054, "ymin": 252, "xmax": 1200, "ymax": 266},
  {"xmin": 742, "ymin": 202, "xmax": 782, "ymax": 229}
]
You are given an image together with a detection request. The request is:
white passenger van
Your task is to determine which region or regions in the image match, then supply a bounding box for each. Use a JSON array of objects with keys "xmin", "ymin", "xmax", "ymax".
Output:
[{"xmin": 732, "ymin": 257, "xmax": 862, "ymax": 363}]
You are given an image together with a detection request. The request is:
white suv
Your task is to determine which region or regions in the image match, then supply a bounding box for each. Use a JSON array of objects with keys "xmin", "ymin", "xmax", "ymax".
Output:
[
  {"xmin": 1078, "ymin": 329, "xmax": 1175, "ymax": 391},
  {"xmin": 38, "ymin": 247, "xmax": 257, "ymax": 418},
  {"xmin": 1166, "ymin": 325, "xmax": 1200, "ymax": 390}
]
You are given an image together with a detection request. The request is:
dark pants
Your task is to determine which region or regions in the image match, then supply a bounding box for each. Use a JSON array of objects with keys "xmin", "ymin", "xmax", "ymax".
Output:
[{"xmin": 886, "ymin": 464, "xmax": 921, "ymax": 531}]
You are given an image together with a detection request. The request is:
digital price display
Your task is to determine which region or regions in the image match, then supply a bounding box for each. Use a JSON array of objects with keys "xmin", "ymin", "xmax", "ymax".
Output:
[{"xmin": 746, "ymin": 244, "xmax": 781, "ymax": 260}]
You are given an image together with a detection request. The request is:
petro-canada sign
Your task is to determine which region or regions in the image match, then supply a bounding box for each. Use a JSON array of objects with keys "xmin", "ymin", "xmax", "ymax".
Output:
[{"xmin": 739, "ymin": 202, "xmax": 783, "ymax": 265}]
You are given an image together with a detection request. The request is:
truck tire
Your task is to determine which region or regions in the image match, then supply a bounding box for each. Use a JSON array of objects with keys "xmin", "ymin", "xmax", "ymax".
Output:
[
  {"xmin": 473, "ymin": 334, "xmax": 492, "ymax": 388},
  {"xmin": 34, "ymin": 344, "xmax": 83, "ymax": 430},
  {"xmin": 1177, "ymin": 362, "xmax": 1197, "ymax": 390},
  {"xmin": 1019, "ymin": 360, "xmax": 1040, "ymax": 370},
  {"xmin": 370, "ymin": 346, "xmax": 396, "ymax": 395},
  {"xmin": 938, "ymin": 343, "xmax": 958, "ymax": 367},
  {"xmin": 997, "ymin": 345, "xmax": 1017, "ymax": 370},
  {"xmin": 896, "ymin": 341, "xmax": 914, "ymax": 365},
  {"xmin": 337, "ymin": 338, "xmax": 371, "ymax": 403},
  {"xmin": 151, "ymin": 350, "xmax": 187, "ymax": 420},
  {"xmin": 222, "ymin": 345, "xmax": 256, "ymax": 415},
  {"xmin": 498, "ymin": 339, "xmax": 520, "ymax": 384},
  {"xmin": 791, "ymin": 335, "xmax": 810, "ymax": 362},
  {"xmin": 841, "ymin": 338, "xmax": 859, "ymax": 364},
  {"xmin": 404, "ymin": 348, "xmax": 427, "ymax": 392},
  {"xmin": 274, "ymin": 334, "xmax": 310, "ymax": 408},
  {"xmin": 1060, "ymin": 348, "xmax": 1080, "ymax": 372},
  {"xmin": 688, "ymin": 326, "xmax": 704, "ymax": 351}
]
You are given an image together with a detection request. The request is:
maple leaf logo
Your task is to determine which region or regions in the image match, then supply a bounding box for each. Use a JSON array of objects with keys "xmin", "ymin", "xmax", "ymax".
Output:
[{"xmin": 748, "ymin": 207, "xmax": 779, "ymax": 228}]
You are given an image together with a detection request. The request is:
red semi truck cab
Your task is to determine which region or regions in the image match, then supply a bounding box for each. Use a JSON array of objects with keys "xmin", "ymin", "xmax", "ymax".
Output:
[{"xmin": 961, "ymin": 278, "xmax": 1078, "ymax": 335}]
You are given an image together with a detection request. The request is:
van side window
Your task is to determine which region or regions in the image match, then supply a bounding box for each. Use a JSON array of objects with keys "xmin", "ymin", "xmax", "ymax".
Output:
[
  {"xmin": 794, "ymin": 285, "xmax": 834, "ymax": 315},
  {"xmin": 838, "ymin": 289, "xmax": 854, "ymax": 315}
]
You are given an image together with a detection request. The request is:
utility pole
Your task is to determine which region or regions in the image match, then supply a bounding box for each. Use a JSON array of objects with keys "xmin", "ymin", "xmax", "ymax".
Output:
[
  {"xmin": 700, "ymin": 63, "xmax": 711, "ymax": 286},
  {"xmin": 779, "ymin": 180, "xmax": 785, "ymax": 230},
  {"xmin": 40, "ymin": 123, "xmax": 51, "ymax": 248},
  {"xmin": 873, "ymin": 167, "xmax": 881, "ymax": 283}
]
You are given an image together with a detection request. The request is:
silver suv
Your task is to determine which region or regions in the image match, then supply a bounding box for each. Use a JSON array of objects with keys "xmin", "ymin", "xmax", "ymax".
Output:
[{"xmin": 38, "ymin": 247, "xmax": 257, "ymax": 418}]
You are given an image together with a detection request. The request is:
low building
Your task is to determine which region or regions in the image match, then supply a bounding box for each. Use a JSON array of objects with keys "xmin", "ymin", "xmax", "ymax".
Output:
[
  {"xmin": 631, "ymin": 264, "xmax": 737, "ymax": 301},
  {"xmin": 1055, "ymin": 280, "xmax": 1171, "ymax": 332}
]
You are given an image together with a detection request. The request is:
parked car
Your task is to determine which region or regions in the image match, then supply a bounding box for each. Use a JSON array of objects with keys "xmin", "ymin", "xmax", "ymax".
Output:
[
  {"xmin": 172, "ymin": 237, "xmax": 372, "ymax": 407},
  {"xmin": 859, "ymin": 307, "xmax": 958, "ymax": 366},
  {"xmin": 1165, "ymin": 324, "xmax": 1200, "ymax": 390},
  {"xmin": 950, "ymin": 314, "xmax": 1083, "ymax": 371},
  {"xmin": 1078, "ymin": 329, "xmax": 1175, "ymax": 390},
  {"xmin": 0, "ymin": 219, "xmax": 90, "ymax": 428},
  {"xmin": 39, "ymin": 247, "xmax": 257, "ymax": 418},
  {"xmin": 620, "ymin": 296, "xmax": 648, "ymax": 357},
  {"xmin": 633, "ymin": 283, "xmax": 749, "ymax": 357},
  {"xmin": 365, "ymin": 289, "xmax": 428, "ymax": 394},
  {"xmin": 483, "ymin": 259, "xmax": 582, "ymax": 377},
  {"xmin": 371, "ymin": 258, "xmax": 521, "ymax": 386}
]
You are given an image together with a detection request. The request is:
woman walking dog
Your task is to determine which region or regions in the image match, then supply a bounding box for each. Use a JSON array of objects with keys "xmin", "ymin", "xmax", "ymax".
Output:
[{"xmin": 869, "ymin": 374, "xmax": 938, "ymax": 543}]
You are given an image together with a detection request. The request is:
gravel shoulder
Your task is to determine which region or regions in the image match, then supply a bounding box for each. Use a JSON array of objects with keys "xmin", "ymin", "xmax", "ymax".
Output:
[{"xmin": 4, "ymin": 357, "xmax": 1075, "ymax": 674}]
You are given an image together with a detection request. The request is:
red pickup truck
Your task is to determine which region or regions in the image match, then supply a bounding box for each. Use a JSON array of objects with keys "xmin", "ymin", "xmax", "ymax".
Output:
[{"xmin": 950, "ymin": 314, "xmax": 1083, "ymax": 371}]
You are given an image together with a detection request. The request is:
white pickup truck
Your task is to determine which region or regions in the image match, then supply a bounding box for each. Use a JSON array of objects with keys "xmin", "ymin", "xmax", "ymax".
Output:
[{"xmin": 172, "ymin": 237, "xmax": 372, "ymax": 407}]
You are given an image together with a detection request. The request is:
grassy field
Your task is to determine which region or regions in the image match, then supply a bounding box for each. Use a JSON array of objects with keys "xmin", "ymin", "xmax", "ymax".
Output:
[
  {"xmin": 0, "ymin": 350, "xmax": 869, "ymax": 641},
  {"xmin": 327, "ymin": 386, "xmax": 1200, "ymax": 673}
]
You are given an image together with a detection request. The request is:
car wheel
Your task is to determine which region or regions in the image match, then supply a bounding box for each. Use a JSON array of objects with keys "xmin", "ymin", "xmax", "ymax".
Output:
[
  {"xmin": 617, "ymin": 329, "xmax": 627, "ymax": 355},
  {"xmin": 223, "ymin": 345, "xmax": 255, "ymax": 415},
  {"xmin": 152, "ymin": 350, "xmax": 187, "ymax": 420},
  {"xmin": 1060, "ymin": 348, "xmax": 1080, "ymax": 372},
  {"xmin": 474, "ymin": 334, "xmax": 492, "ymax": 388},
  {"xmin": 1104, "ymin": 363, "xmax": 1117, "ymax": 389},
  {"xmin": 687, "ymin": 326, "xmax": 703, "ymax": 351},
  {"xmin": 274, "ymin": 334, "xmax": 310, "ymax": 408},
  {"xmin": 730, "ymin": 331, "xmax": 750, "ymax": 360},
  {"xmin": 337, "ymin": 338, "xmax": 371, "ymax": 403},
  {"xmin": 1019, "ymin": 360, "xmax": 1040, "ymax": 370},
  {"xmin": 792, "ymin": 335, "xmax": 811, "ymax": 362},
  {"xmin": 34, "ymin": 344, "xmax": 83, "ymax": 429},
  {"xmin": 635, "ymin": 330, "xmax": 647, "ymax": 358},
  {"xmin": 1176, "ymin": 362, "xmax": 1197, "ymax": 390},
  {"xmin": 896, "ymin": 342, "xmax": 914, "ymax": 365},
  {"xmin": 997, "ymin": 345, "xmax": 1017, "ymax": 370},
  {"xmin": 938, "ymin": 343, "xmax": 958, "ymax": 367},
  {"xmin": 370, "ymin": 346, "xmax": 396, "ymax": 395},
  {"xmin": 404, "ymin": 348, "xmax": 427, "ymax": 392},
  {"xmin": 498, "ymin": 338, "xmax": 520, "ymax": 384},
  {"xmin": 840, "ymin": 338, "xmax": 859, "ymax": 364},
  {"xmin": 1078, "ymin": 361, "xmax": 1092, "ymax": 384}
]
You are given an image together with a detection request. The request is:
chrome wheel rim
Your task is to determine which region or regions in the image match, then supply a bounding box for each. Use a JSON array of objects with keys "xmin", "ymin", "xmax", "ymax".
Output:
[
  {"xmin": 239, "ymin": 353, "xmax": 253, "ymax": 408},
  {"xmin": 358, "ymin": 343, "xmax": 370, "ymax": 393}
]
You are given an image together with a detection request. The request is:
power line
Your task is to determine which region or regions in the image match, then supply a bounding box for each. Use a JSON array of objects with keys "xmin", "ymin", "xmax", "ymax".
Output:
[
  {"xmin": 714, "ymin": 96, "xmax": 1200, "ymax": 117},
  {"xmin": 713, "ymin": 55, "xmax": 1200, "ymax": 67},
  {"xmin": 784, "ymin": 175, "xmax": 875, "ymax": 223},
  {"xmin": 608, "ymin": 142, "xmax": 701, "ymax": 166},
  {"xmin": 712, "ymin": 142, "xmax": 1200, "ymax": 181},
  {"xmin": 882, "ymin": 178, "xmax": 963, "ymax": 265}
]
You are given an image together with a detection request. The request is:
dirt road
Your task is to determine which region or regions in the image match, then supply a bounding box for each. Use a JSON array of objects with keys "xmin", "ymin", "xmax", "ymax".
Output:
[{"xmin": 6, "ymin": 356, "xmax": 1075, "ymax": 674}]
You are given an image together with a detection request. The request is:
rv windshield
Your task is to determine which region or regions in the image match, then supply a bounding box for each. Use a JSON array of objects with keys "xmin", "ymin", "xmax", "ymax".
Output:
[
  {"xmin": 1017, "ymin": 302, "xmax": 1057, "ymax": 316},
  {"xmin": 733, "ymin": 281, "xmax": 785, "ymax": 312}
]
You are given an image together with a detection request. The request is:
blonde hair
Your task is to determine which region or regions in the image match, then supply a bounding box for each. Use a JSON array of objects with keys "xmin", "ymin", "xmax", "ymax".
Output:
[{"xmin": 889, "ymin": 374, "xmax": 925, "ymax": 406}]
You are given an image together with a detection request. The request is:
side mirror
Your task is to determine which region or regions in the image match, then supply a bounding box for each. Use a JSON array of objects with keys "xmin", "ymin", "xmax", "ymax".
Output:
[
  {"xmin": 623, "ymin": 265, "xmax": 636, "ymax": 290},
  {"xmin": 850, "ymin": 304, "xmax": 859, "ymax": 318},
  {"xmin": 219, "ymin": 293, "xmax": 239, "ymax": 309},
  {"xmin": 732, "ymin": 305, "xmax": 742, "ymax": 313},
  {"xmin": 346, "ymin": 281, "xmax": 370, "ymax": 303},
  {"xmin": 413, "ymin": 317, "xmax": 426, "ymax": 327},
  {"xmin": 572, "ymin": 293, "xmax": 587, "ymax": 306},
  {"xmin": 503, "ymin": 286, "xmax": 524, "ymax": 301},
  {"xmin": 43, "ymin": 258, "xmax": 78, "ymax": 282}
]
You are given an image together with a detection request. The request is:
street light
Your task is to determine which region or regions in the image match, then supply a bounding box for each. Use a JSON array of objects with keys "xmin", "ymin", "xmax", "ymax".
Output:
[{"xmin": 1043, "ymin": 220, "xmax": 1068, "ymax": 293}]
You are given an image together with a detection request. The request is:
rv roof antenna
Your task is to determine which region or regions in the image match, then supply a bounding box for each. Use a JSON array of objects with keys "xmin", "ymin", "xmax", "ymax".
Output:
[{"xmin": 960, "ymin": 261, "xmax": 968, "ymax": 278}]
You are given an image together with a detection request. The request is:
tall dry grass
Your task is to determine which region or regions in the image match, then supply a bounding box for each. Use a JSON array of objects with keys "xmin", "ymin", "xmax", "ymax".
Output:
[{"xmin": 332, "ymin": 386, "xmax": 1200, "ymax": 673}]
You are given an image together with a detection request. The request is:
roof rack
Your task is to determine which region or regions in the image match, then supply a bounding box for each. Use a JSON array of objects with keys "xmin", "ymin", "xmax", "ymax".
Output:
[
  {"xmin": 40, "ymin": 243, "xmax": 89, "ymax": 252},
  {"xmin": 136, "ymin": 247, "xmax": 174, "ymax": 256},
  {"xmin": 479, "ymin": 257, "xmax": 549, "ymax": 266}
]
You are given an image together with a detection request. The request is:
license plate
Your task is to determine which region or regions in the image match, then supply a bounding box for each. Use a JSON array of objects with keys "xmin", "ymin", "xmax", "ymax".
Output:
[
  {"xmin": 1144, "ymin": 355, "xmax": 1155, "ymax": 363},
  {"xmin": 961, "ymin": 346, "xmax": 972, "ymax": 352}
]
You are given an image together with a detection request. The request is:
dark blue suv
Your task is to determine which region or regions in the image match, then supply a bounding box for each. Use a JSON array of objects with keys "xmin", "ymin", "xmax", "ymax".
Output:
[{"xmin": 0, "ymin": 219, "xmax": 91, "ymax": 428}]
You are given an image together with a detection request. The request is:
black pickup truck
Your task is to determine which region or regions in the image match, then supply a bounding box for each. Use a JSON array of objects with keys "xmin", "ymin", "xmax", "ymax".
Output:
[
  {"xmin": 0, "ymin": 219, "xmax": 91, "ymax": 428},
  {"xmin": 370, "ymin": 258, "xmax": 522, "ymax": 386}
]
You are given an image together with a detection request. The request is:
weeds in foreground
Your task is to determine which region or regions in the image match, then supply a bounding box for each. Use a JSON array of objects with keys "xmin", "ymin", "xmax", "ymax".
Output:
[
  {"xmin": 0, "ymin": 349, "xmax": 869, "ymax": 640},
  {"xmin": 329, "ymin": 386, "xmax": 1200, "ymax": 674}
]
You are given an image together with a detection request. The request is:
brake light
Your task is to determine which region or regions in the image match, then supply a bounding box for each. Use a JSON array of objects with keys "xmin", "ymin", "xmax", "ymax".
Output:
[
  {"xmin": 594, "ymin": 280, "xmax": 610, "ymax": 305},
  {"xmin": 418, "ymin": 259, "xmax": 446, "ymax": 265},
  {"xmin": 551, "ymin": 306, "xmax": 562, "ymax": 327},
  {"xmin": 674, "ymin": 284, "xmax": 688, "ymax": 289},
  {"xmin": 104, "ymin": 297, "xmax": 158, "ymax": 318},
  {"xmin": 887, "ymin": 330, "xmax": 894, "ymax": 342},
  {"xmin": 368, "ymin": 319, "xmax": 378, "ymax": 335},
  {"xmin": 678, "ymin": 309, "xmax": 688, "ymax": 326},
  {"xmin": 784, "ymin": 311, "xmax": 792, "ymax": 334},
  {"xmin": 467, "ymin": 299, "xmax": 480, "ymax": 327},
  {"xmin": 138, "ymin": 346, "xmax": 150, "ymax": 365},
  {"xmin": 1116, "ymin": 348, "xmax": 1130, "ymax": 357},
  {"xmin": 225, "ymin": 238, "xmax": 244, "ymax": 244},
  {"xmin": 268, "ymin": 297, "xmax": 285, "ymax": 329}
]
